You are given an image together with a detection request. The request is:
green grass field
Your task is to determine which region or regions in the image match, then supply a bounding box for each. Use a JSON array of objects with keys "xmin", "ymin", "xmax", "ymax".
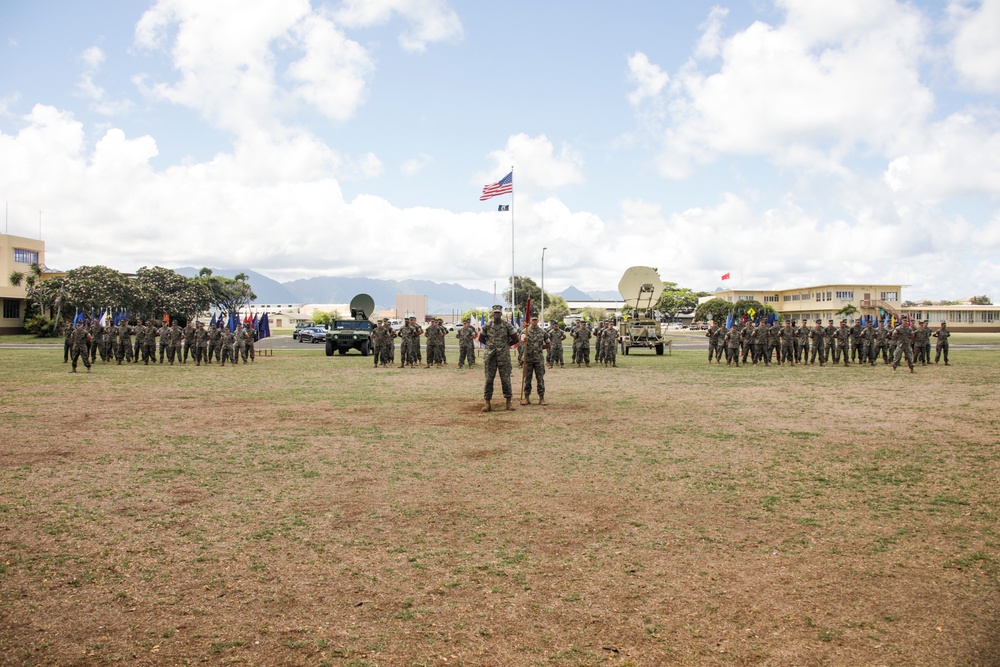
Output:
[{"xmin": 0, "ymin": 346, "xmax": 997, "ymax": 665}]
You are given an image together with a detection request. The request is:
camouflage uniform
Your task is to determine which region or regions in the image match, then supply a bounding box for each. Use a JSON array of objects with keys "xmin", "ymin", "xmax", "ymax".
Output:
[
  {"xmin": 193, "ymin": 323, "xmax": 209, "ymax": 365},
  {"xmin": 133, "ymin": 323, "xmax": 145, "ymax": 363},
  {"xmin": 832, "ymin": 322, "xmax": 850, "ymax": 365},
  {"xmin": 602, "ymin": 324, "xmax": 619, "ymax": 366},
  {"xmin": 69, "ymin": 324, "xmax": 92, "ymax": 372},
  {"xmin": 480, "ymin": 308, "xmax": 517, "ymax": 409},
  {"xmin": 158, "ymin": 324, "xmax": 171, "ymax": 363},
  {"xmin": 779, "ymin": 322, "xmax": 796, "ymax": 365},
  {"xmin": 933, "ymin": 323, "xmax": 950, "ymax": 364},
  {"xmin": 725, "ymin": 324, "xmax": 742, "ymax": 366},
  {"xmin": 456, "ymin": 322, "xmax": 477, "ymax": 368},
  {"xmin": 795, "ymin": 321, "xmax": 810, "ymax": 363},
  {"xmin": 849, "ymin": 321, "xmax": 862, "ymax": 362},
  {"xmin": 547, "ymin": 325, "xmax": 566, "ymax": 368},
  {"xmin": 398, "ymin": 320, "xmax": 416, "ymax": 367},
  {"xmin": 571, "ymin": 323, "xmax": 591, "ymax": 366},
  {"xmin": 115, "ymin": 322, "xmax": 133, "ymax": 364},
  {"xmin": 380, "ymin": 322, "xmax": 396, "ymax": 367},
  {"xmin": 89, "ymin": 321, "xmax": 103, "ymax": 362},
  {"xmin": 859, "ymin": 323, "xmax": 875, "ymax": 365},
  {"xmin": 809, "ymin": 321, "xmax": 826, "ymax": 365},
  {"xmin": 208, "ymin": 324, "xmax": 222, "ymax": 363},
  {"xmin": 520, "ymin": 321, "xmax": 549, "ymax": 404},
  {"xmin": 873, "ymin": 324, "xmax": 889, "ymax": 364},
  {"xmin": 143, "ymin": 322, "xmax": 159, "ymax": 365},
  {"xmin": 425, "ymin": 320, "xmax": 447, "ymax": 367},
  {"xmin": 182, "ymin": 322, "xmax": 196, "ymax": 364},
  {"xmin": 891, "ymin": 322, "xmax": 915, "ymax": 372},
  {"xmin": 220, "ymin": 329, "xmax": 236, "ymax": 366},
  {"xmin": 913, "ymin": 322, "xmax": 930, "ymax": 365},
  {"xmin": 371, "ymin": 321, "xmax": 385, "ymax": 366},
  {"xmin": 706, "ymin": 323, "xmax": 720, "ymax": 363}
]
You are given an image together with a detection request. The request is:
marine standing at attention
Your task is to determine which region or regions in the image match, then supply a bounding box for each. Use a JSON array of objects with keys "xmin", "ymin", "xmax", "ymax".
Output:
[
  {"xmin": 520, "ymin": 315, "xmax": 549, "ymax": 405},
  {"xmin": 480, "ymin": 305, "xmax": 518, "ymax": 412}
]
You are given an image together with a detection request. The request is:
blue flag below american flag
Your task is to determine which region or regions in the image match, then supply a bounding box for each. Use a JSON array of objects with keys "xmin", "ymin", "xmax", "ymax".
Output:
[
  {"xmin": 480, "ymin": 171, "xmax": 513, "ymax": 201},
  {"xmin": 498, "ymin": 204, "xmax": 509, "ymax": 212}
]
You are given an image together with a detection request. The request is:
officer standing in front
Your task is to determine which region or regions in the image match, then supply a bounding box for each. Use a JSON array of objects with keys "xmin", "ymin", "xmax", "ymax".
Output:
[{"xmin": 480, "ymin": 305, "xmax": 518, "ymax": 412}]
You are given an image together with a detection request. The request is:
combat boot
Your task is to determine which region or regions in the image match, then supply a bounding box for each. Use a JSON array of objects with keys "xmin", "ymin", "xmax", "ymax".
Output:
[
  {"xmin": 538, "ymin": 396, "xmax": 547, "ymax": 406},
  {"xmin": 482, "ymin": 400, "xmax": 492, "ymax": 413},
  {"xmin": 505, "ymin": 398, "xmax": 515, "ymax": 411},
  {"xmin": 521, "ymin": 396, "xmax": 531, "ymax": 406}
]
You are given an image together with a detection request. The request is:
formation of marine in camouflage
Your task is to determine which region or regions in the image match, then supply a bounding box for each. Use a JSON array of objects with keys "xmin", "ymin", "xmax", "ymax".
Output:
[
  {"xmin": 704, "ymin": 318, "xmax": 952, "ymax": 373},
  {"xmin": 63, "ymin": 319, "xmax": 258, "ymax": 372}
]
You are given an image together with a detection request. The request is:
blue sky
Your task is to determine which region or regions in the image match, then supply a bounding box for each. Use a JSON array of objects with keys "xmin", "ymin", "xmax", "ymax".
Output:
[{"xmin": 2, "ymin": 0, "xmax": 999, "ymax": 299}]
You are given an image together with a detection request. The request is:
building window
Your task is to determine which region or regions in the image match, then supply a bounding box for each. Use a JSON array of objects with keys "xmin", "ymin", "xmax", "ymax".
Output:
[
  {"xmin": 801, "ymin": 293, "xmax": 810, "ymax": 301},
  {"xmin": 881, "ymin": 291, "xmax": 899, "ymax": 302},
  {"xmin": 764, "ymin": 295, "xmax": 779, "ymax": 303},
  {"xmin": 836, "ymin": 291, "xmax": 854, "ymax": 299},
  {"xmin": 3, "ymin": 299, "xmax": 21, "ymax": 319},
  {"xmin": 13, "ymin": 248, "xmax": 39, "ymax": 264},
  {"xmin": 783, "ymin": 295, "xmax": 792, "ymax": 302}
]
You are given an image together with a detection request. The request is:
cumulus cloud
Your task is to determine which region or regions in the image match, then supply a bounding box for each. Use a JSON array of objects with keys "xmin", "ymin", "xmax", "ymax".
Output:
[
  {"xmin": 948, "ymin": 0, "xmax": 1000, "ymax": 93},
  {"xmin": 645, "ymin": 0, "xmax": 932, "ymax": 177},
  {"xmin": 482, "ymin": 133, "xmax": 584, "ymax": 192},
  {"xmin": 77, "ymin": 46, "xmax": 134, "ymax": 115},
  {"xmin": 626, "ymin": 52, "xmax": 668, "ymax": 106},
  {"xmin": 401, "ymin": 153, "xmax": 433, "ymax": 176},
  {"xmin": 332, "ymin": 0, "xmax": 463, "ymax": 53}
]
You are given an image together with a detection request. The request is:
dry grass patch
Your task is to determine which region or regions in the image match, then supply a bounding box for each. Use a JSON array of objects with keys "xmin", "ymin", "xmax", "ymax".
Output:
[{"xmin": 1, "ymin": 348, "xmax": 998, "ymax": 666}]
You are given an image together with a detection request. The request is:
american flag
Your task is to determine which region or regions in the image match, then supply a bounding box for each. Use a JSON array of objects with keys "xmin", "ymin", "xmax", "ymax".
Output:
[{"xmin": 480, "ymin": 171, "xmax": 513, "ymax": 201}]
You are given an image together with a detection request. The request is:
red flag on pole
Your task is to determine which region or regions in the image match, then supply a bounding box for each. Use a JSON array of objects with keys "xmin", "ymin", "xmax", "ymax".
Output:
[{"xmin": 721, "ymin": 272, "xmax": 731, "ymax": 280}]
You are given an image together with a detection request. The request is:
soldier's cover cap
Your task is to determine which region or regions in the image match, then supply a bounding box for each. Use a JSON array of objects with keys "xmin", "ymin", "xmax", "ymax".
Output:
[
  {"xmin": 462, "ymin": 318, "xmax": 470, "ymax": 323},
  {"xmin": 530, "ymin": 314, "xmax": 538, "ymax": 320},
  {"xmin": 492, "ymin": 305, "xmax": 503, "ymax": 312},
  {"xmin": 816, "ymin": 319, "xmax": 823, "ymax": 323},
  {"xmin": 941, "ymin": 320, "xmax": 947, "ymax": 324}
]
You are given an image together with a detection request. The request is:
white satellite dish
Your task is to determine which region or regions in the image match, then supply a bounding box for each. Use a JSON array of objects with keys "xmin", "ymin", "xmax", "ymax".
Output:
[
  {"xmin": 349, "ymin": 293, "xmax": 375, "ymax": 321},
  {"xmin": 618, "ymin": 266, "xmax": 664, "ymax": 313}
]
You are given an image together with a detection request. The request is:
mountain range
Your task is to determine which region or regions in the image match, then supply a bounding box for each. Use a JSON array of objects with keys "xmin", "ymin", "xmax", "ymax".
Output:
[{"xmin": 174, "ymin": 268, "xmax": 620, "ymax": 312}]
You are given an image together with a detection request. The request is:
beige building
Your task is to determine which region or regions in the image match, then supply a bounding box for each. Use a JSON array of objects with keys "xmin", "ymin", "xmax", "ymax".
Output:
[
  {"xmin": 702, "ymin": 283, "xmax": 1000, "ymax": 332},
  {"xmin": 0, "ymin": 234, "xmax": 46, "ymax": 333}
]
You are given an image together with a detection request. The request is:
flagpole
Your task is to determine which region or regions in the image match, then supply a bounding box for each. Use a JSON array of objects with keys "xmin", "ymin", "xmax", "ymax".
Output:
[{"xmin": 510, "ymin": 165, "xmax": 515, "ymax": 321}]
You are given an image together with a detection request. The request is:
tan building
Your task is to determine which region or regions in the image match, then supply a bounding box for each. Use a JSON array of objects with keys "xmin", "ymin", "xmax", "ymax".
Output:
[
  {"xmin": 0, "ymin": 234, "xmax": 46, "ymax": 333},
  {"xmin": 702, "ymin": 283, "xmax": 1000, "ymax": 332}
]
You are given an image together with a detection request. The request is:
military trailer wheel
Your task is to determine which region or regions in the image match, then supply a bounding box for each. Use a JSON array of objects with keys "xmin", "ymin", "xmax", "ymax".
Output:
[
  {"xmin": 655, "ymin": 343, "xmax": 664, "ymax": 355},
  {"xmin": 325, "ymin": 340, "xmax": 335, "ymax": 356}
]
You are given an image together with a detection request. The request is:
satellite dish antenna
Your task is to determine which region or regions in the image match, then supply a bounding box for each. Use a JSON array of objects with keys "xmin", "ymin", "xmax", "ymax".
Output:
[
  {"xmin": 618, "ymin": 266, "xmax": 664, "ymax": 314},
  {"xmin": 349, "ymin": 293, "xmax": 375, "ymax": 321}
]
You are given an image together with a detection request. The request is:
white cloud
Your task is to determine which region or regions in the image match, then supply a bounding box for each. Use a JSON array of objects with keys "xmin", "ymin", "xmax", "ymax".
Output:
[
  {"xmin": 626, "ymin": 52, "xmax": 668, "ymax": 106},
  {"xmin": 401, "ymin": 153, "xmax": 433, "ymax": 176},
  {"xmin": 77, "ymin": 45, "xmax": 134, "ymax": 116},
  {"xmin": 694, "ymin": 6, "xmax": 728, "ymax": 59},
  {"xmin": 483, "ymin": 133, "xmax": 584, "ymax": 192},
  {"xmin": 648, "ymin": 0, "xmax": 932, "ymax": 177},
  {"xmin": 332, "ymin": 0, "xmax": 463, "ymax": 53},
  {"xmin": 885, "ymin": 111, "xmax": 1000, "ymax": 200},
  {"xmin": 948, "ymin": 0, "xmax": 1000, "ymax": 93}
]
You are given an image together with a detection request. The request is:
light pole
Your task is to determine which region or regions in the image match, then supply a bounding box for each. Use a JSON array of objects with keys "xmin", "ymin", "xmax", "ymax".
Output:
[{"xmin": 541, "ymin": 247, "xmax": 547, "ymax": 324}]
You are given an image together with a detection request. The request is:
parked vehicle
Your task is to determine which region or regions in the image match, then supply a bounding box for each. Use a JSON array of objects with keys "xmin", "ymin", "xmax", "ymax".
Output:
[
  {"xmin": 298, "ymin": 327, "xmax": 327, "ymax": 343},
  {"xmin": 292, "ymin": 322, "xmax": 312, "ymax": 340}
]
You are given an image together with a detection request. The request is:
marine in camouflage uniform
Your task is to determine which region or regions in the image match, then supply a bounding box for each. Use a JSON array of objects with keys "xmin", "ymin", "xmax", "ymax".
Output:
[
  {"xmin": 115, "ymin": 321, "xmax": 133, "ymax": 364},
  {"xmin": 547, "ymin": 324, "xmax": 566, "ymax": 368},
  {"xmin": 706, "ymin": 323, "xmax": 720, "ymax": 363},
  {"xmin": 602, "ymin": 323, "xmax": 619, "ymax": 367},
  {"xmin": 182, "ymin": 321, "xmax": 196, "ymax": 364},
  {"xmin": 397, "ymin": 318, "xmax": 416, "ymax": 368},
  {"xmin": 571, "ymin": 321, "xmax": 591, "ymax": 367},
  {"xmin": 143, "ymin": 321, "xmax": 159, "ymax": 365},
  {"xmin": 62, "ymin": 322, "xmax": 72, "ymax": 363},
  {"xmin": 158, "ymin": 323, "xmax": 171, "ymax": 363},
  {"xmin": 193, "ymin": 321, "xmax": 209, "ymax": 365},
  {"xmin": 371, "ymin": 320, "xmax": 385, "ymax": 367},
  {"xmin": 220, "ymin": 328, "xmax": 236, "ymax": 366},
  {"xmin": 778, "ymin": 320, "xmax": 796, "ymax": 365},
  {"xmin": 380, "ymin": 320, "xmax": 396, "ymax": 367},
  {"xmin": 933, "ymin": 321, "xmax": 950, "ymax": 365},
  {"xmin": 913, "ymin": 321, "xmax": 930, "ymax": 365},
  {"xmin": 859, "ymin": 321, "xmax": 875, "ymax": 365},
  {"xmin": 849, "ymin": 320, "xmax": 863, "ymax": 362},
  {"xmin": 69, "ymin": 322, "xmax": 92, "ymax": 372},
  {"xmin": 89, "ymin": 320, "xmax": 103, "ymax": 362},
  {"xmin": 480, "ymin": 305, "xmax": 518, "ymax": 412},
  {"xmin": 207, "ymin": 323, "xmax": 222, "ymax": 363},
  {"xmin": 809, "ymin": 320, "xmax": 826, "ymax": 365},
  {"xmin": 456, "ymin": 320, "xmax": 477, "ymax": 368},
  {"xmin": 132, "ymin": 322, "xmax": 145, "ymax": 363},
  {"xmin": 753, "ymin": 323, "xmax": 769, "ymax": 365},
  {"xmin": 594, "ymin": 322, "xmax": 607, "ymax": 364},
  {"xmin": 891, "ymin": 320, "xmax": 916, "ymax": 373},
  {"xmin": 795, "ymin": 320, "xmax": 810, "ymax": 363},
  {"xmin": 832, "ymin": 320, "xmax": 850, "ymax": 365},
  {"xmin": 873, "ymin": 323, "xmax": 889, "ymax": 364},
  {"xmin": 520, "ymin": 315, "xmax": 549, "ymax": 404},
  {"xmin": 725, "ymin": 323, "xmax": 742, "ymax": 366},
  {"xmin": 425, "ymin": 319, "xmax": 447, "ymax": 368}
]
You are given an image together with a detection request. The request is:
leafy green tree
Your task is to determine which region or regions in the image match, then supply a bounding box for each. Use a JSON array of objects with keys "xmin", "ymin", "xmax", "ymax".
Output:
[
  {"xmin": 8, "ymin": 262, "xmax": 66, "ymax": 334},
  {"xmin": 836, "ymin": 304, "xmax": 858, "ymax": 318},
  {"xmin": 59, "ymin": 265, "xmax": 137, "ymax": 318},
  {"xmin": 655, "ymin": 282, "xmax": 699, "ymax": 320},
  {"xmin": 312, "ymin": 310, "xmax": 340, "ymax": 326},
  {"xmin": 579, "ymin": 306, "xmax": 610, "ymax": 323},
  {"xmin": 135, "ymin": 266, "xmax": 211, "ymax": 321},
  {"xmin": 541, "ymin": 295, "xmax": 569, "ymax": 324},
  {"xmin": 462, "ymin": 308, "xmax": 491, "ymax": 324},
  {"xmin": 196, "ymin": 270, "xmax": 256, "ymax": 317},
  {"xmin": 970, "ymin": 295, "xmax": 992, "ymax": 305},
  {"xmin": 693, "ymin": 298, "xmax": 731, "ymax": 323}
]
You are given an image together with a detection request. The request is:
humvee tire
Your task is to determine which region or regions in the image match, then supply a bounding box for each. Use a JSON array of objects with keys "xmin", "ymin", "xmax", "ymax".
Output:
[{"xmin": 325, "ymin": 340, "xmax": 335, "ymax": 356}]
